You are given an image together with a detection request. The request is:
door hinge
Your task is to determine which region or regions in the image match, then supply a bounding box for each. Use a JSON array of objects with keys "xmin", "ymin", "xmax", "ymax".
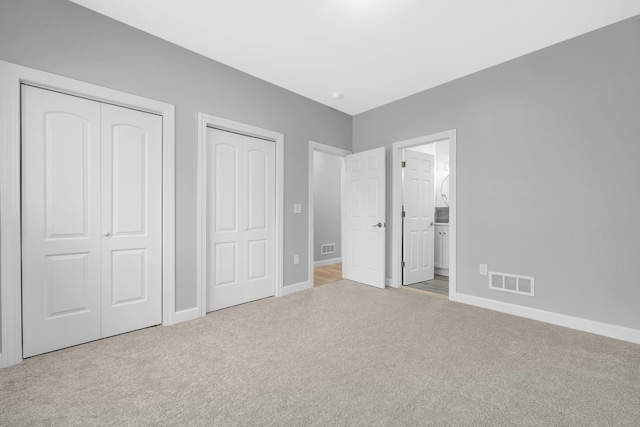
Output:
[
  {"xmin": 401, "ymin": 261, "xmax": 406, "ymax": 268},
  {"xmin": 401, "ymin": 210, "xmax": 406, "ymax": 218},
  {"xmin": 401, "ymin": 161, "xmax": 406, "ymax": 168}
]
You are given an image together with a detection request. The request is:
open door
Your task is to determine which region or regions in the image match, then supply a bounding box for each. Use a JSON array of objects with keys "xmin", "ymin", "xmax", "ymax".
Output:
[
  {"xmin": 402, "ymin": 150, "xmax": 435, "ymax": 285},
  {"xmin": 343, "ymin": 147, "xmax": 386, "ymax": 288}
]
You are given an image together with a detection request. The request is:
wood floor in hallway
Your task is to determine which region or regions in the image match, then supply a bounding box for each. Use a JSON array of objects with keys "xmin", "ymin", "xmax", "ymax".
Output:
[{"xmin": 313, "ymin": 262, "xmax": 342, "ymax": 287}]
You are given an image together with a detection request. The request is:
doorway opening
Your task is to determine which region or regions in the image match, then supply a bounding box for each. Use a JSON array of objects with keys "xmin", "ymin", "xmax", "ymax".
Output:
[
  {"xmin": 308, "ymin": 142, "xmax": 350, "ymax": 288},
  {"xmin": 401, "ymin": 140, "xmax": 450, "ymax": 295},
  {"xmin": 391, "ymin": 130, "xmax": 456, "ymax": 298}
]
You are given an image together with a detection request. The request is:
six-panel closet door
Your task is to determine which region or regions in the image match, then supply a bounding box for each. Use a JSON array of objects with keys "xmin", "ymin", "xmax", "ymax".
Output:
[{"xmin": 21, "ymin": 85, "xmax": 162, "ymax": 358}]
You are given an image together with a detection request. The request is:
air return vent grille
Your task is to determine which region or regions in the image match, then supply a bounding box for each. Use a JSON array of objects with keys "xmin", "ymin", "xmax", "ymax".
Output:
[
  {"xmin": 320, "ymin": 243, "xmax": 335, "ymax": 255},
  {"xmin": 489, "ymin": 271, "xmax": 534, "ymax": 296}
]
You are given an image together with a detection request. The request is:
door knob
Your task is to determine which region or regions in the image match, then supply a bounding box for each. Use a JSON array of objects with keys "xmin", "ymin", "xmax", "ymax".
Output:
[
  {"xmin": 103, "ymin": 231, "xmax": 111, "ymax": 236},
  {"xmin": 372, "ymin": 222, "xmax": 382, "ymax": 228}
]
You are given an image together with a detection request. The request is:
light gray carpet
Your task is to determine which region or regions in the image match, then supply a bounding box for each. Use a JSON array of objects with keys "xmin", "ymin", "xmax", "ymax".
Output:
[{"xmin": 1, "ymin": 280, "xmax": 639, "ymax": 426}]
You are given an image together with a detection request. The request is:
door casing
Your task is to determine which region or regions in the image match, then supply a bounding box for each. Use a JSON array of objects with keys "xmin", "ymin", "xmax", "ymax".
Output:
[{"xmin": 0, "ymin": 60, "xmax": 176, "ymax": 368}]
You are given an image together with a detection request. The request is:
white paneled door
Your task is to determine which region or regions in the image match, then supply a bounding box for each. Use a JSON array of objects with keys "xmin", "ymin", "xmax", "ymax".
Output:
[
  {"xmin": 343, "ymin": 147, "xmax": 386, "ymax": 288},
  {"xmin": 402, "ymin": 150, "xmax": 435, "ymax": 285},
  {"xmin": 100, "ymin": 104, "xmax": 162, "ymax": 337},
  {"xmin": 206, "ymin": 128, "xmax": 275, "ymax": 312},
  {"xmin": 21, "ymin": 86, "xmax": 162, "ymax": 358}
]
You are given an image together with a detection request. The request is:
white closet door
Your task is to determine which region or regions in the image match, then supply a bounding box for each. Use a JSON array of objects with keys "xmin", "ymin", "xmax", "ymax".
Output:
[
  {"xmin": 206, "ymin": 128, "xmax": 275, "ymax": 311},
  {"xmin": 22, "ymin": 85, "xmax": 102, "ymax": 357},
  {"xmin": 21, "ymin": 86, "xmax": 163, "ymax": 357},
  {"xmin": 100, "ymin": 104, "xmax": 162, "ymax": 337}
]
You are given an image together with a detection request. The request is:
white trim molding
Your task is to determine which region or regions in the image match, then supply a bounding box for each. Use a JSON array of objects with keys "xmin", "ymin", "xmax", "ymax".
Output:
[
  {"xmin": 0, "ymin": 61, "xmax": 176, "ymax": 368},
  {"xmin": 197, "ymin": 113, "xmax": 285, "ymax": 317},
  {"xmin": 313, "ymin": 257, "xmax": 342, "ymax": 268},
  {"xmin": 308, "ymin": 141, "xmax": 351, "ymax": 294},
  {"xmin": 282, "ymin": 281, "xmax": 312, "ymax": 296},
  {"xmin": 171, "ymin": 307, "xmax": 202, "ymax": 325},
  {"xmin": 455, "ymin": 293, "xmax": 640, "ymax": 345},
  {"xmin": 390, "ymin": 130, "xmax": 457, "ymax": 299}
]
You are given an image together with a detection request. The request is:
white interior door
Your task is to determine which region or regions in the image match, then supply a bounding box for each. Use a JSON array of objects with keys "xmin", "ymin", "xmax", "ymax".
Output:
[
  {"xmin": 206, "ymin": 128, "xmax": 275, "ymax": 311},
  {"xmin": 21, "ymin": 86, "xmax": 162, "ymax": 357},
  {"xmin": 22, "ymin": 85, "xmax": 102, "ymax": 357},
  {"xmin": 402, "ymin": 150, "xmax": 435, "ymax": 284},
  {"xmin": 100, "ymin": 104, "xmax": 162, "ymax": 337},
  {"xmin": 343, "ymin": 147, "xmax": 386, "ymax": 288}
]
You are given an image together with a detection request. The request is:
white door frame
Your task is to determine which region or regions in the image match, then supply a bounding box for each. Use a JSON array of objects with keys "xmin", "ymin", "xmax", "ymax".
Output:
[
  {"xmin": 390, "ymin": 130, "xmax": 457, "ymax": 299},
  {"xmin": 0, "ymin": 60, "xmax": 176, "ymax": 368},
  {"xmin": 197, "ymin": 113, "xmax": 284, "ymax": 316},
  {"xmin": 308, "ymin": 141, "xmax": 351, "ymax": 288}
]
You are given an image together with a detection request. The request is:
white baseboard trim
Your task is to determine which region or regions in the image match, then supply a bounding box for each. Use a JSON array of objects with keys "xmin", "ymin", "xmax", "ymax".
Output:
[
  {"xmin": 313, "ymin": 257, "xmax": 341, "ymax": 268},
  {"xmin": 168, "ymin": 306, "xmax": 202, "ymax": 325},
  {"xmin": 386, "ymin": 278, "xmax": 398, "ymax": 288},
  {"xmin": 455, "ymin": 293, "xmax": 640, "ymax": 345},
  {"xmin": 434, "ymin": 268, "xmax": 449, "ymax": 277},
  {"xmin": 282, "ymin": 281, "xmax": 312, "ymax": 296}
]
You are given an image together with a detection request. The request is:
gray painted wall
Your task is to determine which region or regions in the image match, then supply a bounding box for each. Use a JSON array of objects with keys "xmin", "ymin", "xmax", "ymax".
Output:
[
  {"xmin": 353, "ymin": 15, "xmax": 640, "ymax": 330},
  {"xmin": 313, "ymin": 151, "xmax": 342, "ymax": 263},
  {"xmin": 0, "ymin": 0, "xmax": 352, "ymax": 313}
]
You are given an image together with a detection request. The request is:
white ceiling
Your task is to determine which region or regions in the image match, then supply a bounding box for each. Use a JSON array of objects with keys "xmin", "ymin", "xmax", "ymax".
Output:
[{"xmin": 69, "ymin": 0, "xmax": 640, "ymax": 115}]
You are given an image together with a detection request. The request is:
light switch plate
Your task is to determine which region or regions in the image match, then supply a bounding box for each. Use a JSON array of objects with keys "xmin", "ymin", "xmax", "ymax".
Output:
[
  {"xmin": 293, "ymin": 204, "xmax": 302, "ymax": 214},
  {"xmin": 293, "ymin": 254, "xmax": 300, "ymax": 265}
]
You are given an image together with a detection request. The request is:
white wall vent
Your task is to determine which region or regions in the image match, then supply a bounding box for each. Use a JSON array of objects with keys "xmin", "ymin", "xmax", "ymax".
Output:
[
  {"xmin": 320, "ymin": 243, "xmax": 336, "ymax": 255},
  {"xmin": 489, "ymin": 271, "xmax": 534, "ymax": 296}
]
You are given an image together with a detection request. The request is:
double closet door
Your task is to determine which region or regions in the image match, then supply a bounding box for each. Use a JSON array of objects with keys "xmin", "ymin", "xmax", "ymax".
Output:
[{"xmin": 21, "ymin": 85, "xmax": 162, "ymax": 358}]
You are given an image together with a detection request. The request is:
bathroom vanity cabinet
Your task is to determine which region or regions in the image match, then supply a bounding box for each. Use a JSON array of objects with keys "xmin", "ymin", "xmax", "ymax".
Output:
[{"xmin": 434, "ymin": 224, "xmax": 449, "ymax": 276}]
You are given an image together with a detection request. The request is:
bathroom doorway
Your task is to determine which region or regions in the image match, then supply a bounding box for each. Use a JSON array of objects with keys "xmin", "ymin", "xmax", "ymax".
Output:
[{"xmin": 399, "ymin": 136, "xmax": 452, "ymax": 296}]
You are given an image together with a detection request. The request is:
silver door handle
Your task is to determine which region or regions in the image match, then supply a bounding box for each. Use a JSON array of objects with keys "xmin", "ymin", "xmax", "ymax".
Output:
[
  {"xmin": 372, "ymin": 223, "xmax": 382, "ymax": 228},
  {"xmin": 103, "ymin": 231, "xmax": 111, "ymax": 237}
]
